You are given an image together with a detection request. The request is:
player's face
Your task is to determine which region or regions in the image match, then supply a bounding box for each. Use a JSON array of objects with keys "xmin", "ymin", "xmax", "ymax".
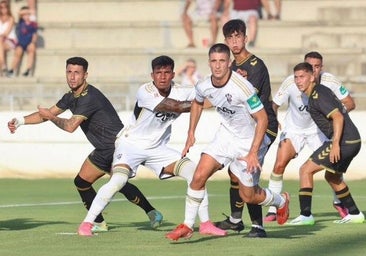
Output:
[
  {"xmin": 209, "ymin": 52, "xmax": 231, "ymax": 83},
  {"xmin": 66, "ymin": 64, "xmax": 88, "ymax": 92},
  {"xmin": 294, "ymin": 69, "xmax": 315, "ymax": 95},
  {"xmin": 224, "ymin": 31, "xmax": 247, "ymax": 54},
  {"xmin": 151, "ymin": 66, "xmax": 175, "ymax": 94},
  {"xmin": 305, "ymin": 57, "xmax": 323, "ymax": 83}
]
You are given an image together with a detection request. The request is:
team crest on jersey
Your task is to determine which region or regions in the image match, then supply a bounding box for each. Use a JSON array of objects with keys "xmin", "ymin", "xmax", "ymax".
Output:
[
  {"xmin": 339, "ymin": 85, "xmax": 348, "ymax": 95},
  {"xmin": 225, "ymin": 93, "xmax": 233, "ymax": 104},
  {"xmin": 116, "ymin": 153, "xmax": 122, "ymax": 160},
  {"xmin": 311, "ymin": 91, "xmax": 318, "ymax": 99},
  {"xmin": 247, "ymin": 94, "xmax": 261, "ymax": 110},
  {"xmin": 250, "ymin": 58, "xmax": 257, "ymax": 66}
]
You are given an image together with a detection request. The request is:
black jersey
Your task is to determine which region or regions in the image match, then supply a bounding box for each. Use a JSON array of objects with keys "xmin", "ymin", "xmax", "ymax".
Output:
[
  {"xmin": 56, "ymin": 84, "xmax": 123, "ymax": 150},
  {"xmin": 232, "ymin": 54, "xmax": 278, "ymax": 139},
  {"xmin": 308, "ymin": 84, "xmax": 360, "ymax": 144}
]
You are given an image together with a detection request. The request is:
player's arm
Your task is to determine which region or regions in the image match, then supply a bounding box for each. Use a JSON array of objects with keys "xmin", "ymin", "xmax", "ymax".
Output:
[
  {"xmin": 341, "ymin": 95, "xmax": 355, "ymax": 112},
  {"xmin": 248, "ymin": 108, "xmax": 268, "ymax": 170},
  {"xmin": 7, "ymin": 105, "xmax": 64, "ymax": 133},
  {"xmin": 37, "ymin": 105, "xmax": 84, "ymax": 133},
  {"xmin": 328, "ymin": 109, "xmax": 344, "ymax": 163},
  {"xmin": 182, "ymin": 99, "xmax": 204, "ymax": 157},
  {"xmin": 154, "ymin": 98, "xmax": 192, "ymax": 113}
]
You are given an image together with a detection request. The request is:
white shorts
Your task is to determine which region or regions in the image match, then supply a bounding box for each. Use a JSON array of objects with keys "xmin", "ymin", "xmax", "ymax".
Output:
[
  {"xmin": 231, "ymin": 9, "xmax": 259, "ymax": 23},
  {"xmin": 280, "ymin": 130, "xmax": 328, "ymax": 155},
  {"xmin": 203, "ymin": 126, "xmax": 270, "ymax": 187},
  {"xmin": 112, "ymin": 137, "xmax": 180, "ymax": 179}
]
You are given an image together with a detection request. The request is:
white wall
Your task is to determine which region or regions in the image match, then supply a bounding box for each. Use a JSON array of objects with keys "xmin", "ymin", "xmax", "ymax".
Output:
[{"xmin": 1, "ymin": 110, "xmax": 365, "ymax": 180}]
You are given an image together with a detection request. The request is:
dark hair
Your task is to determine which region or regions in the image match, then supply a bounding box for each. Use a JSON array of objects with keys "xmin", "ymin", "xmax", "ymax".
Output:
[
  {"xmin": 209, "ymin": 43, "xmax": 231, "ymax": 57},
  {"xmin": 293, "ymin": 62, "xmax": 313, "ymax": 73},
  {"xmin": 304, "ymin": 51, "xmax": 323, "ymax": 61},
  {"xmin": 222, "ymin": 19, "xmax": 247, "ymax": 38},
  {"xmin": 66, "ymin": 57, "xmax": 88, "ymax": 72},
  {"xmin": 151, "ymin": 55, "xmax": 174, "ymax": 71}
]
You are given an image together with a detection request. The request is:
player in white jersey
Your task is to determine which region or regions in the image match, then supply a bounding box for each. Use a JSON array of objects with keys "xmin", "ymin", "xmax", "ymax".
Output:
[
  {"xmin": 264, "ymin": 51, "xmax": 356, "ymax": 222},
  {"xmin": 78, "ymin": 55, "xmax": 226, "ymax": 236},
  {"xmin": 166, "ymin": 44, "xmax": 290, "ymax": 241}
]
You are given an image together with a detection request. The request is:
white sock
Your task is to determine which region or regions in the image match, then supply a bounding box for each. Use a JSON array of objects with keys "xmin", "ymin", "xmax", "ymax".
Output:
[
  {"xmin": 259, "ymin": 188, "xmax": 284, "ymax": 208},
  {"xmin": 268, "ymin": 172, "xmax": 283, "ymax": 214},
  {"xmin": 184, "ymin": 187, "xmax": 205, "ymax": 228},
  {"xmin": 83, "ymin": 170, "xmax": 128, "ymax": 223},
  {"xmin": 173, "ymin": 158, "xmax": 210, "ymax": 223}
]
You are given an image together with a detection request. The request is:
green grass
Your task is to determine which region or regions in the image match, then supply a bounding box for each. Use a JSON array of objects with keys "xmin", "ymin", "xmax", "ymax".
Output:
[{"xmin": 0, "ymin": 178, "xmax": 365, "ymax": 256}]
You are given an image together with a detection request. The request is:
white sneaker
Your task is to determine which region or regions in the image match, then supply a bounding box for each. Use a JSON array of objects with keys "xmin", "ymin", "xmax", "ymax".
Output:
[
  {"xmin": 333, "ymin": 212, "xmax": 365, "ymax": 224},
  {"xmin": 286, "ymin": 215, "xmax": 315, "ymax": 226},
  {"xmin": 92, "ymin": 221, "xmax": 108, "ymax": 232}
]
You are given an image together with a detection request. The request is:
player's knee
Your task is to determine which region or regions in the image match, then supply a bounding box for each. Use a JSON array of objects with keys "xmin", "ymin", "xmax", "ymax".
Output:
[{"xmin": 74, "ymin": 174, "xmax": 92, "ymax": 190}]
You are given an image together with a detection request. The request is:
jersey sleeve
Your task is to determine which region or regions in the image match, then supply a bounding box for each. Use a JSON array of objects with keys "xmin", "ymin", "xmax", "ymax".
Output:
[
  {"xmin": 273, "ymin": 75, "xmax": 293, "ymax": 106},
  {"xmin": 313, "ymin": 86, "xmax": 339, "ymax": 118},
  {"xmin": 320, "ymin": 72, "xmax": 349, "ymax": 100},
  {"xmin": 136, "ymin": 83, "xmax": 163, "ymax": 111}
]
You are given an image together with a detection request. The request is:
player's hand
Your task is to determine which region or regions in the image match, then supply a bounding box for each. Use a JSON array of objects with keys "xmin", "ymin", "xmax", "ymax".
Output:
[
  {"xmin": 329, "ymin": 144, "xmax": 341, "ymax": 163},
  {"xmin": 8, "ymin": 117, "xmax": 24, "ymax": 134},
  {"xmin": 237, "ymin": 152, "xmax": 261, "ymax": 174},
  {"xmin": 182, "ymin": 134, "xmax": 195, "ymax": 158}
]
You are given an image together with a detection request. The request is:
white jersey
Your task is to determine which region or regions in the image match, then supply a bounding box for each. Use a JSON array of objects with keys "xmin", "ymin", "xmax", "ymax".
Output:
[
  {"xmin": 118, "ymin": 81, "xmax": 195, "ymax": 149},
  {"xmin": 196, "ymin": 71, "xmax": 264, "ymax": 140},
  {"xmin": 273, "ymin": 72, "xmax": 350, "ymax": 133}
]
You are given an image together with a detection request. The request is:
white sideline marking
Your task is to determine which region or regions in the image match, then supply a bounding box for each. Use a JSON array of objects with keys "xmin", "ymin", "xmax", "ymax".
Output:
[{"xmin": 0, "ymin": 194, "xmax": 224, "ymax": 208}]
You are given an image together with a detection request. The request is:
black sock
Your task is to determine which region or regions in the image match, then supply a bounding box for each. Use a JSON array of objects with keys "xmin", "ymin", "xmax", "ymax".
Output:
[
  {"xmin": 299, "ymin": 187, "xmax": 313, "ymax": 217},
  {"xmin": 120, "ymin": 182, "xmax": 155, "ymax": 214},
  {"xmin": 74, "ymin": 175, "xmax": 104, "ymax": 223},
  {"xmin": 247, "ymin": 203, "xmax": 263, "ymax": 226},
  {"xmin": 336, "ymin": 186, "xmax": 360, "ymax": 215},
  {"xmin": 229, "ymin": 181, "xmax": 244, "ymax": 219}
]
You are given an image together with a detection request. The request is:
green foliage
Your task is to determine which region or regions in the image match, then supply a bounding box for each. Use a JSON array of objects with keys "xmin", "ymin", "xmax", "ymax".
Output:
[{"xmin": 0, "ymin": 178, "xmax": 365, "ymax": 256}]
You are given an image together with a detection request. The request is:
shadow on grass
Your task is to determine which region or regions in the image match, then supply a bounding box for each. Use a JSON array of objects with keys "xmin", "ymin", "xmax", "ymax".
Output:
[{"xmin": 0, "ymin": 218, "xmax": 68, "ymax": 231}]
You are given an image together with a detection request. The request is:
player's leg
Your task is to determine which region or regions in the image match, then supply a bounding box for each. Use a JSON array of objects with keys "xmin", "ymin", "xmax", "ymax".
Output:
[
  {"xmin": 165, "ymin": 153, "xmax": 221, "ymax": 241},
  {"xmin": 287, "ymin": 159, "xmax": 321, "ymax": 225},
  {"xmin": 165, "ymin": 157, "xmax": 226, "ymax": 236},
  {"xmin": 214, "ymin": 170, "xmax": 245, "ymax": 232},
  {"xmin": 78, "ymin": 164, "xmax": 131, "ymax": 236},
  {"xmin": 265, "ymin": 138, "xmax": 297, "ymax": 221},
  {"xmin": 74, "ymin": 158, "xmax": 105, "ymax": 224}
]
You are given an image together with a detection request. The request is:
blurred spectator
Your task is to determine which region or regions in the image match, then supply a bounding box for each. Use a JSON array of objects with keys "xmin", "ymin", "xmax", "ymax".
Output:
[
  {"xmin": 181, "ymin": 0, "xmax": 214, "ymax": 48},
  {"xmin": 210, "ymin": 0, "xmax": 231, "ymax": 44},
  {"xmin": 0, "ymin": 0, "xmax": 16, "ymax": 76},
  {"xmin": 231, "ymin": 0, "xmax": 261, "ymax": 47},
  {"xmin": 7, "ymin": 5, "xmax": 37, "ymax": 77},
  {"xmin": 177, "ymin": 58, "xmax": 203, "ymax": 87},
  {"xmin": 261, "ymin": 0, "xmax": 281, "ymax": 20}
]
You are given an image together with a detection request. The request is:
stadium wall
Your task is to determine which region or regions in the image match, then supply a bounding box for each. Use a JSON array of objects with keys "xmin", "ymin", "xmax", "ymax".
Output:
[{"xmin": 1, "ymin": 111, "xmax": 365, "ymax": 180}]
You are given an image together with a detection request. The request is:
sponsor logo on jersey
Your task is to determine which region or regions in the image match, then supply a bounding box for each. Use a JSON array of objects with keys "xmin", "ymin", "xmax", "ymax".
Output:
[
  {"xmin": 247, "ymin": 94, "xmax": 261, "ymax": 110},
  {"xmin": 155, "ymin": 112, "xmax": 178, "ymax": 122}
]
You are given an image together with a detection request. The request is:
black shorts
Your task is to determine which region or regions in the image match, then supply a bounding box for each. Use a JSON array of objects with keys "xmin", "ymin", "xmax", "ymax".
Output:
[
  {"xmin": 87, "ymin": 148, "xmax": 114, "ymax": 174},
  {"xmin": 310, "ymin": 141, "xmax": 361, "ymax": 173}
]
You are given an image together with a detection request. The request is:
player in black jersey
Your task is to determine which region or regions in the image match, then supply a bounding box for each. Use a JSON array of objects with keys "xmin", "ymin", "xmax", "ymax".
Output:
[
  {"xmin": 7, "ymin": 57, "xmax": 163, "ymax": 232},
  {"xmin": 287, "ymin": 62, "xmax": 364, "ymax": 225},
  {"xmin": 214, "ymin": 19, "xmax": 278, "ymax": 237}
]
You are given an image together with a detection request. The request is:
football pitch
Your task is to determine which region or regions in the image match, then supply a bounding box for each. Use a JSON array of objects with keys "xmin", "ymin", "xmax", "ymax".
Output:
[{"xmin": 0, "ymin": 178, "xmax": 365, "ymax": 256}]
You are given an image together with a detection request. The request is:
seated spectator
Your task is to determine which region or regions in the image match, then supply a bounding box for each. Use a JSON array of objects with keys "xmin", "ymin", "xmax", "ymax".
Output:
[
  {"xmin": 0, "ymin": 0, "xmax": 16, "ymax": 76},
  {"xmin": 182, "ymin": 0, "xmax": 217, "ymax": 48},
  {"xmin": 177, "ymin": 58, "xmax": 203, "ymax": 87},
  {"xmin": 7, "ymin": 6, "xmax": 38, "ymax": 77},
  {"xmin": 261, "ymin": 0, "xmax": 281, "ymax": 20},
  {"xmin": 230, "ymin": 0, "xmax": 261, "ymax": 47},
  {"xmin": 210, "ymin": 0, "xmax": 231, "ymax": 44}
]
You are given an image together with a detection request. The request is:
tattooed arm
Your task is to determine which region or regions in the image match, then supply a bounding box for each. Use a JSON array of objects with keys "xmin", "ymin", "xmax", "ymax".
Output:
[
  {"xmin": 154, "ymin": 98, "xmax": 192, "ymax": 113},
  {"xmin": 37, "ymin": 105, "xmax": 84, "ymax": 133}
]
